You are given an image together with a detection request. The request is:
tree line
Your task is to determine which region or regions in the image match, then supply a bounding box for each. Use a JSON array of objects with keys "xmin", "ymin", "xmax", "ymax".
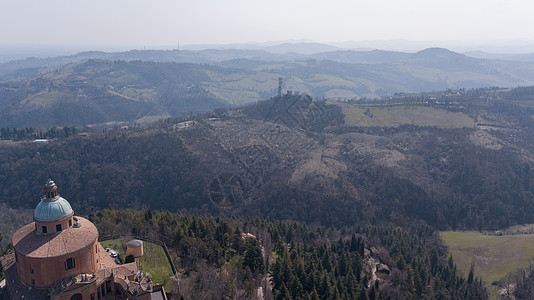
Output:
[
  {"xmin": 89, "ymin": 208, "xmax": 487, "ymax": 299},
  {"xmin": 0, "ymin": 126, "xmax": 79, "ymax": 140}
]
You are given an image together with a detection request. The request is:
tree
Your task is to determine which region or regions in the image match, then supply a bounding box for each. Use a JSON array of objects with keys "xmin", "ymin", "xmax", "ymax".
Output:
[
  {"xmin": 467, "ymin": 261, "xmax": 475, "ymax": 284},
  {"xmin": 243, "ymin": 237, "xmax": 264, "ymax": 275},
  {"xmin": 276, "ymin": 283, "xmax": 293, "ymax": 300}
]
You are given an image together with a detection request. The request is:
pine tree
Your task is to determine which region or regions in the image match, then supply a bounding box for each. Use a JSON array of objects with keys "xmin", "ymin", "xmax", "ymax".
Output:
[
  {"xmin": 467, "ymin": 261, "xmax": 475, "ymax": 284},
  {"xmin": 309, "ymin": 287, "xmax": 320, "ymax": 300},
  {"xmin": 243, "ymin": 237, "xmax": 264, "ymax": 274},
  {"xmin": 276, "ymin": 283, "xmax": 293, "ymax": 300}
]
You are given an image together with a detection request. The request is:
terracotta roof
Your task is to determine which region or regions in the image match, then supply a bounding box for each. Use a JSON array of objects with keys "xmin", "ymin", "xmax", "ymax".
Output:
[
  {"xmin": 113, "ymin": 264, "xmax": 137, "ymax": 278},
  {"xmin": 98, "ymin": 243, "xmax": 118, "ymax": 269},
  {"xmin": 12, "ymin": 217, "xmax": 98, "ymax": 258}
]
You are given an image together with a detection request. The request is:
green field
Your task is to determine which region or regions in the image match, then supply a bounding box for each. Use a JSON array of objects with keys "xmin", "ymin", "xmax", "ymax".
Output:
[
  {"xmin": 20, "ymin": 90, "xmax": 73, "ymax": 108},
  {"xmin": 440, "ymin": 231, "xmax": 534, "ymax": 283},
  {"xmin": 336, "ymin": 103, "xmax": 475, "ymax": 128},
  {"xmin": 100, "ymin": 238, "xmax": 174, "ymax": 290},
  {"xmin": 338, "ymin": 103, "xmax": 475, "ymax": 128}
]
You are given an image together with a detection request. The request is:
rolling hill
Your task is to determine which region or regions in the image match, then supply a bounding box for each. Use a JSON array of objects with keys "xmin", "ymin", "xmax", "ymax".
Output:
[
  {"xmin": 2, "ymin": 87, "xmax": 534, "ymax": 232},
  {"xmin": 3, "ymin": 48, "xmax": 534, "ymax": 127}
]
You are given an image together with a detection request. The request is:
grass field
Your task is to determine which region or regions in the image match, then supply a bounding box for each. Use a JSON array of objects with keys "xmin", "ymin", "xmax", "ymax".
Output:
[
  {"xmin": 100, "ymin": 238, "xmax": 174, "ymax": 290},
  {"xmin": 336, "ymin": 103, "xmax": 475, "ymax": 128},
  {"xmin": 440, "ymin": 231, "xmax": 534, "ymax": 283},
  {"xmin": 21, "ymin": 90, "xmax": 73, "ymax": 108}
]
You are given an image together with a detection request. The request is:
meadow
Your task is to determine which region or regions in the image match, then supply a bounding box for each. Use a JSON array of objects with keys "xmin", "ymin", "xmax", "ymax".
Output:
[
  {"xmin": 440, "ymin": 231, "xmax": 534, "ymax": 283},
  {"xmin": 336, "ymin": 102, "xmax": 475, "ymax": 128}
]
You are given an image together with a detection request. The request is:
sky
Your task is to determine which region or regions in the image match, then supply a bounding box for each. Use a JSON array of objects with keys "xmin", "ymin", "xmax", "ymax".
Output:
[{"xmin": 1, "ymin": 0, "xmax": 534, "ymax": 50}]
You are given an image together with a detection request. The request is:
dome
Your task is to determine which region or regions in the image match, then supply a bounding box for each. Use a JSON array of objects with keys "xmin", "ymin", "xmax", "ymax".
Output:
[
  {"xmin": 34, "ymin": 179, "xmax": 73, "ymax": 222},
  {"xmin": 34, "ymin": 196, "xmax": 73, "ymax": 222},
  {"xmin": 127, "ymin": 239, "xmax": 143, "ymax": 247}
]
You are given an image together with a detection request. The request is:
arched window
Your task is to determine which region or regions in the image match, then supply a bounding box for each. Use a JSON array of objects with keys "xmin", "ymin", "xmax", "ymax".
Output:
[{"xmin": 70, "ymin": 293, "xmax": 82, "ymax": 300}]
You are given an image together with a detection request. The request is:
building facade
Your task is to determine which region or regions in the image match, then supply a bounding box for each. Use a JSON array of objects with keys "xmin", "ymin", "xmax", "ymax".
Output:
[{"xmin": 1, "ymin": 180, "xmax": 166, "ymax": 300}]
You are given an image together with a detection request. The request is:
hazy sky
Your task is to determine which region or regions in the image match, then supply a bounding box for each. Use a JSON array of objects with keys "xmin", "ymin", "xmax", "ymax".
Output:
[{"xmin": 1, "ymin": 0, "xmax": 534, "ymax": 48}]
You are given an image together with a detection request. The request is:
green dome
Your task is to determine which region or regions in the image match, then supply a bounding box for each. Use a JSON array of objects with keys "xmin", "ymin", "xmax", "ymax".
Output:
[{"xmin": 34, "ymin": 196, "xmax": 73, "ymax": 222}]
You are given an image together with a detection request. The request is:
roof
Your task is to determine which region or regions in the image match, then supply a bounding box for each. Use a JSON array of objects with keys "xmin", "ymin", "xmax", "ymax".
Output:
[
  {"xmin": 34, "ymin": 196, "xmax": 73, "ymax": 222},
  {"xmin": 45, "ymin": 178, "xmax": 56, "ymax": 187},
  {"xmin": 127, "ymin": 239, "xmax": 143, "ymax": 247},
  {"xmin": 12, "ymin": 217, "xmax": 98, "ymax": 258}
]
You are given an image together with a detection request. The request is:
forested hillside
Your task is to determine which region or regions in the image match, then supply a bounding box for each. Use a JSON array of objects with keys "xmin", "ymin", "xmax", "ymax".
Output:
[
  {"xmin": 2, "ymin": 88, "xmax": 534, "ymax": 231},
  {"xmin": 88, "ymin": 208, "xmax": 487, "ymax": 299},
  {"xmin": 0, "ymin": 60, "xmax": 229, "ymax": 127},
  {"xmin": 4, "ymin": 87, "xmax": 534, "ymax": 298}
]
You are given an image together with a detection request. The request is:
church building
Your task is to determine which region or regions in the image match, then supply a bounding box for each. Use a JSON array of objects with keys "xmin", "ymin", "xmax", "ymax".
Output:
[{"xmin": 1, "ymin": 179, "xmax": 166, "ymax": 300}]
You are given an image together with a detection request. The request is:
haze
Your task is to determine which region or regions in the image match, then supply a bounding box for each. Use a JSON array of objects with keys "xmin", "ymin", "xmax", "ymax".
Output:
[{"xmin": 1, "ymin": 0, "xmax": 534, "ymax": 51}]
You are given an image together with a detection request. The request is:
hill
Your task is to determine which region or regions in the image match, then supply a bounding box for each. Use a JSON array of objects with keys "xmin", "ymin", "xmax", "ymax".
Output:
[
  {"xmin": 4, "ymin": 87, "xmax": 534, "ymax": 297},
  {"xmin": 2, "ymin": 87, "xmax": 534, "ymax": 232},
  {"xmin": 3, "ymin": 48, "xmax": 534, "ymax": 127},
  {"xmin": 0, "ymin": 60, "xmax": 230, "ymax": 127}
]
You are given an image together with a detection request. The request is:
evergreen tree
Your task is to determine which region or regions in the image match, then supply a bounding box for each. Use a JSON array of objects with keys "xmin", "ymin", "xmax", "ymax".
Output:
[{"xmin": 243, "ymin": 237, "xmax": 264, "ymax": 275}]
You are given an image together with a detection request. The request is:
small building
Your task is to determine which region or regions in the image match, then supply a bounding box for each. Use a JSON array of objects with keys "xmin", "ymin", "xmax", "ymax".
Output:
[
  {"xmin": 127, "ymin": 240, "xmax": 144, "ymax": 258},
  {"xmin": 1, "ymin": 179, "xmax": 167, "ymax": 300}
]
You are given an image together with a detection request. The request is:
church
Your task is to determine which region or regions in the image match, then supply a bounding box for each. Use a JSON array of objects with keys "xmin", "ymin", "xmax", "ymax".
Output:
[{"xmin": 1, "ymin": 179, "xmax": 166, "ymax": 300}]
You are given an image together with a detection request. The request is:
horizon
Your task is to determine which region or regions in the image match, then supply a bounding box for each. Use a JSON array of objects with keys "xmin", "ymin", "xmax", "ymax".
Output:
[
  {"xmin": 2, "ymin": 0, "xmax": 534, "ymax": 54},
  {"xmin": 3, "ymin": 38, "xmax": 534, "ymax": 63}
]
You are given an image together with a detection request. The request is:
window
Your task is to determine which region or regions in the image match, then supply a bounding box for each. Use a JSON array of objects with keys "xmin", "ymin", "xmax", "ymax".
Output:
[
  {"xmin": 42, "ymin": 226, "xmax": 47, "ymax": 234},
  {"xmin": 65, "ymin": 258, "xmax": 75, "ymax": 270},
  {"xmin": 69, "ymin": 219, "xmax": 72, "ymax": 227},
  {"xmin": 56, "ymin": 224, "xmax": 62, "ymax": 232},
  {"xmin": 31, "ymin": 279, "xmax": 35, "ymax": 286},
  {"xmin": 90, "ymin": 293, "xmax": 95, "ymax": 300}
]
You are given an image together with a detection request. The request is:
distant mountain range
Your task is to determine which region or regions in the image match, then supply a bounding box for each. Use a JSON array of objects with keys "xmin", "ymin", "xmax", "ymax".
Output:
[
  {"xmin": 464, "ymin": 50, "xmax": 534, "ymax": 62},
  {"xmin": 4, "ymin": 43, "xmax": 534, "ymax": 75},
  {"xmin": 3, "ymin": 46, "xmax": 534, "ymax": 127}
]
